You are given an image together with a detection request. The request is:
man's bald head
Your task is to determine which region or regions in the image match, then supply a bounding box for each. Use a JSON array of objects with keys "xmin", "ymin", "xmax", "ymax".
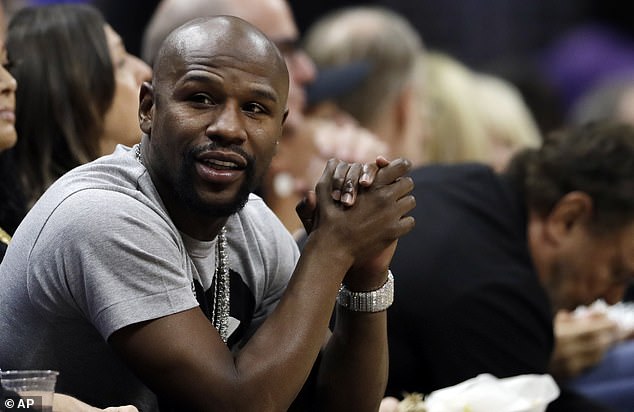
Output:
[
  {"xmin": 144, "ymin": 0, "xmax": 310, "ymax": 132},
  {"xmin": 152, "ymin": 15, "xmax": 288, "ymax": 102}
]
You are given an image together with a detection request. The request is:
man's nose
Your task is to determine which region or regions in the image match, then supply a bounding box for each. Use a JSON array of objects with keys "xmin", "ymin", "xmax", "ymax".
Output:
[{"xmin": 206, "ymin": 102, "xmax": 247, "ymax": 144}]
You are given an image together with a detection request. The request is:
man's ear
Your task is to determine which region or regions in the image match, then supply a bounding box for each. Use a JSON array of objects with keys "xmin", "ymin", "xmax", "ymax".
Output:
[
  {"xmin": 139, "ymin": 81, "xmax": 154, "ymax": 134},
  {"xmin": 545, "ymin": 191, "xmax": 594, "ymax": 243}
]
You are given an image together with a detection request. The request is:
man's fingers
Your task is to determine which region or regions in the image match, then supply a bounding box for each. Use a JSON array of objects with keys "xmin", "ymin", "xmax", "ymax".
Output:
[
  {"xmin": 331, "ymin": 161, "xmax": 351, "ymax": 201},
  {"xmin": 316, "ymin": 158, "xmax": 338, "ymax": 204},
  {"xmin": 359, "ymin": 162, "xmax": 379, "ymax": 186},
  {"xmin": 375, "ymin": 155, "xmax": 390, "ymax": 168},
  {"xmin": 373, "ymin": 158, "xmax": 412, "ymax": 186},
  {"xmin": 340, "ymin": 163, "xmax": 362, "ymax": 206},
  {"xmin": 359, "ymin": 156, "xmax": 393, "ymax": 187},
  {"xmin": 296, "ymin": 191, "xmax": 318, "ymax": 233}
]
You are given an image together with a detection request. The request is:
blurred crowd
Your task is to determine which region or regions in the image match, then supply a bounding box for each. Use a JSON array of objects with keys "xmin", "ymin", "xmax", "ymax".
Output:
[{"xmin": 0, "ymin": 1, "xmax": 634, "ymax": 411}]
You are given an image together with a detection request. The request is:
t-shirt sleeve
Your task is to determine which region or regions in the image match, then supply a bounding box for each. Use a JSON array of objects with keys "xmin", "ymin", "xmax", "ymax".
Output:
[{"xmin": 26, "ymin": 188, "xmax": 198, "ymax": 340}]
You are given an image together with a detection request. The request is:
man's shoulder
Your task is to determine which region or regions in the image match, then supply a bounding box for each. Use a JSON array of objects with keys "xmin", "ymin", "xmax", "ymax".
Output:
[
  {"xmin": 56, "ymin": 145, "xmax": 145, "ymax": 193},
  {"xmin": 20, "ymin": 147, "xmax": 168, "ymax": 242},
  {"xmin": 39, "ymin": 146, "xmax": 156, "ymax": 212}
]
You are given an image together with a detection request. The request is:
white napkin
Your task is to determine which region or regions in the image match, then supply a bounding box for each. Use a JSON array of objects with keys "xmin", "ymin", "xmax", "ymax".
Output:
[
  {"xmin": 423, "ymin": 373, "xmax": 560, "ymax": 412},
  {"xmin": 573, "ymin": 299, "xmax": 634, "ymax": 337}
]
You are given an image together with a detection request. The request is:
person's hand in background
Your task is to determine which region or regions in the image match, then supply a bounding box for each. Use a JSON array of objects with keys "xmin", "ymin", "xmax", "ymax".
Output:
[{"xmin": 550, "ymin": 310, "xmax": 620, "ymax": 380}]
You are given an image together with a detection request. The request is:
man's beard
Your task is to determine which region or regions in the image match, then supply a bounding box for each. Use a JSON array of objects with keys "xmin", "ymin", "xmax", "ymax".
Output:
[
  {"xmin": 175, "ymin": 143, "xmax": 258, "ymax": 218},
  {"xmin": 544, "ymin": 259, "xmax": 584, "ymax": 313}
]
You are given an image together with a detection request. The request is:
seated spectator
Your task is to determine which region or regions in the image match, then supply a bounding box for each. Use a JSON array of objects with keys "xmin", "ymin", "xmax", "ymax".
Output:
[
  {"xmin": 418, "ymin": 51, "xmax": 541, "ymax": 171},
  {"xmin": 0, "ymin": 0, "xmax": 18, "ymax": 262},
  {"xmin": 559, "ymin": 69, "xmax": 634, "ymax": 412},
  {"xmin": 303, "ymin": 5, "xmax": 426, "ymax": 167},
  {"xmin": 0, "ymin": 15, "xmax": 415, "ymax": 410},
  {"xmin": 0, "ymin": 3, "xmax": 151, "ymax": 235},
  {"xmin": 385, "ymin": 121, "xmax": 634, "ymax": 412}
]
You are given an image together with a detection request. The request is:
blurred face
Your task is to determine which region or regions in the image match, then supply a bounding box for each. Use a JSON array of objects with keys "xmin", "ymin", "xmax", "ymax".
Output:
[
  {"xmin": 233, "ymin": 0, "xmax": 316, "ymax": 134},
  {"xmin": 140, "ymin": 19, "xmax": 288, "ymax": 232},
  {"xmin": 101, "ymin": 25, "xmax": 152, "ymax": 155},
  {"xmin": 0, "ymin": 41, "xmax": 17, "ymax": 152},
  {"xmin": 543, "ymin": 221, "xmax": 634, "ymax": 311}
]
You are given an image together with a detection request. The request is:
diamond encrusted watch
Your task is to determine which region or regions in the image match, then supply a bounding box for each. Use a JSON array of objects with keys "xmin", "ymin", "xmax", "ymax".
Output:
[{"xmin": 336, "ymin": 270, "xmax": 394, "ymax": 312}]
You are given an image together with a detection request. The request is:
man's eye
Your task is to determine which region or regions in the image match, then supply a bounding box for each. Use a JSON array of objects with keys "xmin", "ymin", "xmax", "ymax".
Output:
[
  {"xmin": 244, "ymin": 103, "xmax": 265, "ymax": 115},
  {"xmin": 191, "ymin": 94, "xmax": 215, "ymax": 105}
]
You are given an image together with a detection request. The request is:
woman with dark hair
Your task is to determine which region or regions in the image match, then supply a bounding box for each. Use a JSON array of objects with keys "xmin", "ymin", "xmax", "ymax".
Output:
[
  {"xmin": 0, "ymin": 3, "xmax": 151, "ymax": 235},
  {"xmin": 0, "ymin": 2, "xmax": 18, "ymax": 262}
]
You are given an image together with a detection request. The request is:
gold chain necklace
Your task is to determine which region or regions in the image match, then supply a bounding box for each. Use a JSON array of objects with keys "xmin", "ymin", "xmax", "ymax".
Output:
[{"xmin": 133, "ymin": 143, "xmax": 231, "ymax": 342}]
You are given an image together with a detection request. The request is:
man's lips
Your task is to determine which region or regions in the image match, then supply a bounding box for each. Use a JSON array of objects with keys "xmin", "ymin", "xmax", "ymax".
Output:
[
  {"xmin": 196, "ymin": 150, "xmax": 247, "ymax": 169},
  {"xmin": 194, "ymin": 150, "xmax": 247, "ymax": 184}
]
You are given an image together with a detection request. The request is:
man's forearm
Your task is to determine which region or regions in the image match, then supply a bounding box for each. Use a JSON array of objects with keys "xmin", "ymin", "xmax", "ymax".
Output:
[{"xmin": 315, "ymin": 306, "xmax": 389, "ymax": 412}]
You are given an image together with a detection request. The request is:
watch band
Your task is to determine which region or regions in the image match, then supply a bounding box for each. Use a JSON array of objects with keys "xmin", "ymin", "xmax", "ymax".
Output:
[{"xmin": 336, "ymin": 270, "xmax": 394, "ymax": 312}]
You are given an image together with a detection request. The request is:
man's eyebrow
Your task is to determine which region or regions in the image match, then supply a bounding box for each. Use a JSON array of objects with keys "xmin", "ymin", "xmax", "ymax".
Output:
[
  {"xmin": 181, "ymin": 72, "xmax": 216, "ymax": 84},
  {"xmin": 251, "ymin": 87, "xmax": 279, "ymax": 104},
  {"xmin": 179, "ymin": 72, "xmax": 279, "ymax": 103}
]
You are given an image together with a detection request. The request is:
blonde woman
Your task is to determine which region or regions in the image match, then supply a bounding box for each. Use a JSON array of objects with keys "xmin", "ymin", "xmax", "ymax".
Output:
[
  {"xmin": 416, "ymin": 51, "xmax": 490, "ymax": 165},
  {"xmin": 416, "ymin": 51, "xmax": 541, "ymax": 171},
  {"xmin": 473, "ymin": 72, "xmax": 542, "ymax": 172}
]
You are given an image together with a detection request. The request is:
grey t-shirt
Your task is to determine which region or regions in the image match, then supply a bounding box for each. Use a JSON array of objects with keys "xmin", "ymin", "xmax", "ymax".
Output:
[{"xmin": 0, "ymin": 145, "xmax": 299, "ymax": 410}]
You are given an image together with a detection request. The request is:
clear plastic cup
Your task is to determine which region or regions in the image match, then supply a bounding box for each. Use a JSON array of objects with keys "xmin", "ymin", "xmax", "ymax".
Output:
[{"xmin": 0, "ymin": 370, "xmax": 59, "ymax": 411}]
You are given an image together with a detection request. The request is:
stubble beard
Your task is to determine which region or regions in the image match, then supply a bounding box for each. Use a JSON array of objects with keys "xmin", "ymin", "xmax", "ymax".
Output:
[
  {"xmin": 176, "ymin": 145, "xmax": 259, "ymax": 218},
  {"xmin": 544, "ymin": 259, "xmax": 583, "ymax": 313}
]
